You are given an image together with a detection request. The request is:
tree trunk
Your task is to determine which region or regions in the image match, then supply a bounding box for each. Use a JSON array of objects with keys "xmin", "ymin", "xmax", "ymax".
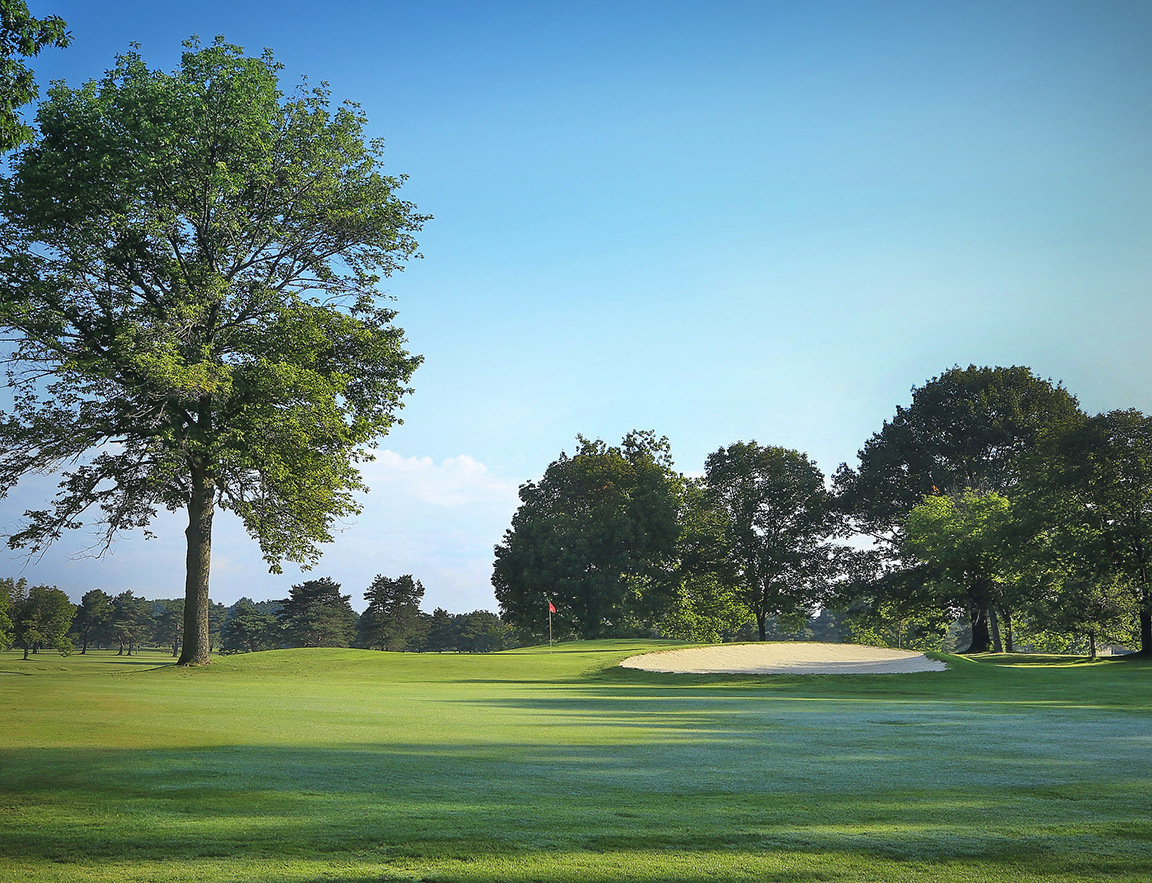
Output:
[
  {"xmin": 1002, "ymin": 608, "xmax": 1014, "ymax": 653},
  {"xmin": 1088, "ymin": 631, "xmax": 1097, "ymax": 659},
  {"xmin": 989, "ymin": 606, "xmax": 1003, "ymax": 653},
  {"xmin": 963, "ymin": 607, "xmax": 992, "ymax": 654},
  {"xmin": 1141, "ymin": 607, "xmax": 1152, "ymax": 657},
  {"xmin": 178, "ymin": 462, "xmax": 215, "ymax": 666},
  {"xmin": 757, "ymin": 612, "xmax": 767, "ymax": 641}
]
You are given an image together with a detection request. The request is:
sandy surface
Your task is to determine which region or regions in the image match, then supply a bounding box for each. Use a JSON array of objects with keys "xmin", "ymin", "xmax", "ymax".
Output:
[{"xmin": 620, "ymin": 641, "xmax": 947, "ymax": 675}]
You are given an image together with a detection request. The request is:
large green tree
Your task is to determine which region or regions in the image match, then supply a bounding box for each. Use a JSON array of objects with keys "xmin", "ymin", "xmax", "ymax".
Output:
[
  {"xmin": 703, "ymin": 442, "xmax": 839, "ymax": 641},
  {"xmin": 219, "ymin": 597, "xmax": 280, "ymax": 653},
  {"xmin": 835, "ymin": 365, "xmax": 1082, "ymax": 537},
  {"xmin": 493, "ymin": 431, "xmax": 682, "ymax": 640},
  {"xmin": 0, "ymin": 39, "xmax": 426, "ymax": 664},
  {"xmin": 1019, "ymin": 409, "xmax": 1152, "ymax": 655},
  {"xmin": 0, "ymin": 0, "xmax": 70, "ymax": 151},
  {"xmin": 7, "ymin": 577, "xmax": 74, "ymax": 658},
  {"xmin": 903, "ymin": 490, "xmax": 1016, "ymax": 653},
  {"xmin": 833, "ymin": 365, "xmax": 1081, "ymax": 643},
  {"xmin": 71, "ymin": 587, "xmax": 113, "ymax": 653},
  {"xmin": 357, "ymin": 573, "xmax": 425, "ymax": 651},
  {"xmin": 109, "ymin": 590, "xmax": 152, "ymax": 655},
  {"xmin": 275, "ymin": 577, "xmax": 357, "ymax": 648}
]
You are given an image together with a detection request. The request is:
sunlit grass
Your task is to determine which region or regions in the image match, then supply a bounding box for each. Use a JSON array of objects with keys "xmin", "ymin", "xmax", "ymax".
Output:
[{"xmin": 2, "ymin": 641, "xmax": 1150, "ymax": 881}]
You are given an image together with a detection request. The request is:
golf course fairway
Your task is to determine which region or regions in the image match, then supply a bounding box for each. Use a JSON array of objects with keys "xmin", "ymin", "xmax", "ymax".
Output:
[{"xmin": 2, "ymin": 640, "xmax": 1150, "ymax": 882}]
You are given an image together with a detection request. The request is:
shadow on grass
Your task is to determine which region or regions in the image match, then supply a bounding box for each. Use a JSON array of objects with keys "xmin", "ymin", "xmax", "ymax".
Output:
[{"xmin": 3, "ymin": 720, "xmax": 1151, "ymax": 872}]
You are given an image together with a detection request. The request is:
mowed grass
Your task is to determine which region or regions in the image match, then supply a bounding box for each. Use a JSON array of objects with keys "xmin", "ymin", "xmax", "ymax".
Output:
[{"xmin": 2, "ymin": 641, "xmax": 1151, "ymax": 882}]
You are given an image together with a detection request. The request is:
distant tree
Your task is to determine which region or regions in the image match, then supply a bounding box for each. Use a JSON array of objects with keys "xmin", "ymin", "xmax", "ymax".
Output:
[
  {"xmin": 704, "ymin": 442, "xmax": 840, "ymax": 641},
  {"xmin": 208, "ymin": 601, "xmax": 228, "ymax": 653},
  {"xmin": 454, "ymin": 610, "xmax": 516, "ymax": 653},
  {"xmin": 276, "ymin": 578, "xmax": 357, "ymax": 648},
  {"xmin": 0, "ymin": 38, "xmax": 426, "ymax": 665},
  {"xmin": 71, "ymin": 588, "xmax": 114, "ymax": 653},
  {"xmin": 151, "ymin": 599, "xmax": 184, "ymax": 657},
  {"xmin": 422, "ymin": 607, "xmax": 457, "ymax": 652},
  {"xmin": 8, "ymin": 578, "xmax": 74, "ymax": 659},
  {"xmin": 358, "ymin": 574, "xmax": 426, "ymax": 651},
  {"xmin": 0, "ymin": 575, "xmax": 12, "ymax": 647},
  {"xmin": 109, "ymin": 591, "xmax": 153, "ymax": 655},
  {"xmin": 220, "ymin": 598, "xmax": 281, "ymax": 654},
  {"xmin": 494, "ymin": 431, "xmax": 682, "ymax": 640},
  {"xmin": 1024, "ymin": 574, "xmax": 1136, "ymax": 659},
  {"xmin": 0, "ymin": 0, "xmax": 71, "ymax": 151}
]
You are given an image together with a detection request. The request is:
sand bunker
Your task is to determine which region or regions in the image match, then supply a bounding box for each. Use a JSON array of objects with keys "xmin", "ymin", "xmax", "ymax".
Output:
[{"xmin": 620, "ymin": 641, "xmax": 946, "ymax": 675}]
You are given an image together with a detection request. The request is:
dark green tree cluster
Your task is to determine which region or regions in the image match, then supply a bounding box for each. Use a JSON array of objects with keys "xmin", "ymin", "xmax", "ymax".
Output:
[
  {"xmin": 494, "ymin": 433, "xmax": 842, "ymax": 642},
  {"xmin": 494, "ymin": 366, "xmax": 1152, "ymax": 656},
  {"xmin": 358, "ymin": 574, "xmax": 425, "ymax": 651},
  {"xmin": 421, "ymin": 608, "xmax": 517, "ymax": 653},
  {"xmin": 217, "ymin": 576, "xmax": 516, "ymax": 655},
  {"xmin": 1, "ymin": 576, "xmax": 73, "ymax": 658},
  {"xmin": 62, "ymin": 588, "xmax": 224, "ymax": 657},
  {"xmin": 835, "ymin": 366, "xmax": 1152, "ymax": 656}
]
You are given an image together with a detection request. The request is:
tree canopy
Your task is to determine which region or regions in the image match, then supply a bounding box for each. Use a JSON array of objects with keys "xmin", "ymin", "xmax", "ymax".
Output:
[
  {"xmin": 5, "ymin": 576, "xmax": 74, "ymax": 658},
  {"xmin": 275, "ymin": 577, "xmax": 357, "ymax": 648},
  {"xmin": 0, "ymin": 38, "xmax": 427, "ymax": 664},
  {"xmin": 903, "ymin": 490, "xmax": 1015, "ymax": 653},
  {"xmin": 358, "ymin": 573, "xmax": 426, "ymax": 651},
  {"xmin": 703, "ymin": 442, "xmax": 840, "ymax": 641},
  {"xmin": 0, "ymin": 0, "xmax": 70, "ymax": 151},
  {"xmin": 834, "ymin": 365, "xmax": 1081, "ymax": 537},
  {"xmin": 1018, "ymin": 409, "xmax": 1152, "ymax": 654},
  {"xmin": 493, "ymin": 431, "xmax": 682, "ymax": 639}
]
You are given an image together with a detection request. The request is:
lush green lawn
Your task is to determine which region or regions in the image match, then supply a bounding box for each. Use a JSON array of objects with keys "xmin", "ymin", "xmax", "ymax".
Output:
[{"xmin": 2, "ymin": 641, "xmax": 1150, "ymax": 882}]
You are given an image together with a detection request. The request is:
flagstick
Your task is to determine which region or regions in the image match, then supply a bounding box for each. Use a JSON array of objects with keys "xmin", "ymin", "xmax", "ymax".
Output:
[{"xmin": 549, "ymin": 604, "xmax": 553, "ymax": 651}]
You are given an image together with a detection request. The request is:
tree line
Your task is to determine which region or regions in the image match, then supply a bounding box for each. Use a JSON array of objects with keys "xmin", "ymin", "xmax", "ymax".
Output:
[
  {"xmin": 0, "ymin": 574, "xmax": 516, "ymax": 658},
  {"xmin": 494, "ymin": 366, "xmax": 1151, "ymax": 657}
]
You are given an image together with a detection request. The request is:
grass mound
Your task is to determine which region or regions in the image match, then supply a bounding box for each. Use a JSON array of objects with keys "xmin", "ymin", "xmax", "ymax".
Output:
[{"xmin": 2, "ymin": 642, "xmax": 1150, "ymax": 882}]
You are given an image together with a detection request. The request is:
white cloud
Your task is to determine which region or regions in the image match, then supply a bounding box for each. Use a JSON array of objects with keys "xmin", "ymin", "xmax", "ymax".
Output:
[{"xmin": 360, "ymin": 450, "xmax": 520, "ymax": 508}]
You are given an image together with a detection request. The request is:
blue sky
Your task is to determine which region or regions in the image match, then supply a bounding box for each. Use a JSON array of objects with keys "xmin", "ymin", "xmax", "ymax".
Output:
[{"xmin": 3, "ymin": 0, "xmax": 1151, "ymax": 612}]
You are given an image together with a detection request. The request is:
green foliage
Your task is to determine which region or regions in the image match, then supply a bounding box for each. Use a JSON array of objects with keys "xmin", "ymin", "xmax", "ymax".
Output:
[
  {"xmin": 357, "ymin": 573, "xmax": 426, "ymax": 651},
  {"xmin": 657, "ymin": 477, "xmax": 748, "ymax": 642},
  {"xmin": 0, "ymin": 0, "xmax": 70, "ymax": 151},
  {"xmin": 416, "ymin": 608, "xmax": 517, "ymax": 652},
  {"xmin": 220, "ymin": 597, "xmax": 281, "ymax": 654},
  {"xmin": 452, "ymin": 609, "xmax": 517, "ymax": 652},
  {"xmin": 150, "ymin": 598, "xmax": 184, "ymax": 657},
  {"xmin": 838, "ymin": 596, "xmax": 952, "ymax": 651},
  {"xmin": 835, "ymin": 365, "xmax": 1082, "ymax": 536},
  {"xmin": 275, "ymin": 577, "xmax": 357, "ymax": 648},
  {"xmin": 70, "ymin": 588, "xmax": 113, "ymax": 653},
  {"xmin": 493, "ymin": 431, "xmax": 683, "ymax": 639},
  {"xmin": 903, "ymin": 489, "xmax": 1014, "ymax": 652},
  {"xmin": 5, "ymin": 576, "xmax": 74, "ymax": 658},
  {"xmin": 108, "ymin": 590, "xmax": 153, "ymax": 655},
  {"xmin": 0, "ymin": 37, "xmax": 426, "ymax": 664},
  {"xmin": 703, "ymin": 441, "xmax": 840, "ymax": 640},
  {"xmin": 1019, "ymin": 409, "xmax": 1152, "ymax": 653},
  {"xmin": 0, "ymin": 573, "xmax": 12, "ymax": 648}
]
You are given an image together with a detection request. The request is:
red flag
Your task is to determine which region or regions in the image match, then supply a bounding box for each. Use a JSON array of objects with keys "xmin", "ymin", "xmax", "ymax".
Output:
[{"xmin": 548, "ymin": 601, "xmax": 556, "ymax": 614}]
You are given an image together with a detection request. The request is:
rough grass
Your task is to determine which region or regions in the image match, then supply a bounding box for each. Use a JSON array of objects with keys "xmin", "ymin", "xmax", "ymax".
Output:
[{"xmin": 2, "ymin": 641, "xmax": 1150, "ymax": 882}]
